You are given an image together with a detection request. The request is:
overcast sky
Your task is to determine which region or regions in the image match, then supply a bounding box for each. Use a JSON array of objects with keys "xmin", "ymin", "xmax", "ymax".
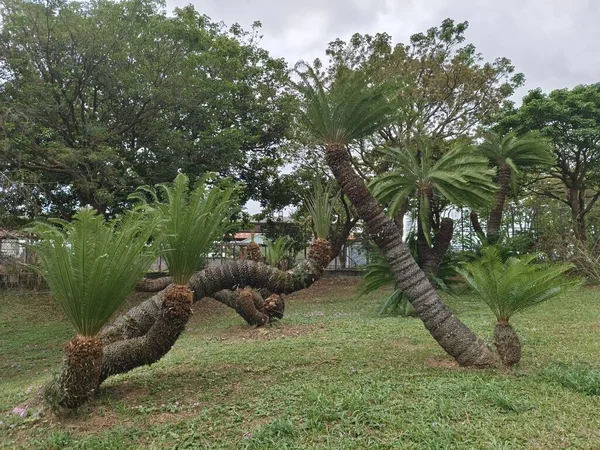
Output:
[
  {"xmin": 166, "ymin": 0, "xmax": 599, "ymax": 101},
  {"xmin": 164, "ymin": 0, "xmax": 598, "ymax": 214}
]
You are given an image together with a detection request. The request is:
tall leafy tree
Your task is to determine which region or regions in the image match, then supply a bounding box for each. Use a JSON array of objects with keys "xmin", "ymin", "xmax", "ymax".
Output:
[
  {"xmin": 474, "ymin": 132, "xmax": 555, "ymax": 243},
  {"xmin": 497, "ymin": 84, "xmax": 600, "ymax": 242},
  {"xmin": 0, "ymin": 0, "xmax": 293, "ymax": 218},
  {"xmin": 292, "ymin": 63, "xmax": 499, "ymax": 367}
]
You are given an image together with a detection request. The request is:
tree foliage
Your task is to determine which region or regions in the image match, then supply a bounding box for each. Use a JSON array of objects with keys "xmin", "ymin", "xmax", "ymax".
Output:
[
  {"xmin": 497, "ymin": 84, "xmax": 600, "ymax": 241},
  {"xmin": 0, "ymin": 0, "xmax": 292, "ymax": 218},
  {"xmin": 131, "ymin": 173, "xmax": 235, "ymax": 285},
  {"xmin": 27, "ymin": 208, "xmax": 161, "ymax": 336}
]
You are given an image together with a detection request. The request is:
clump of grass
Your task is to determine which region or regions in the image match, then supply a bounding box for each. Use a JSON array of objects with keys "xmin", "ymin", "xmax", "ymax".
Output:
[{"xmin": 541, "ymin": 363, "xmax": 600, "ymax": 396}]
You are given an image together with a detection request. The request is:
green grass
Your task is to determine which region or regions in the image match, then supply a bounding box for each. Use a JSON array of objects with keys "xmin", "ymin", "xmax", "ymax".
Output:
[{"xmin": 1, "ymin": 279, "xmax": 600, "ymax": 449}]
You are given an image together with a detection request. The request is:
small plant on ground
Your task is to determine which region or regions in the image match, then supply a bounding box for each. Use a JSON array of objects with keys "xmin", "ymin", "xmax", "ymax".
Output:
[
  {"xmin": 305, "ymin": 177, "xmax": 336, "ymax": 270},
  {"xmin": 27, "ymin": 208, "xmax": 162, "ymax": 409},
  {"xmin": 458, "ymin": 246, "xmax": 577, "ymax": 368}
]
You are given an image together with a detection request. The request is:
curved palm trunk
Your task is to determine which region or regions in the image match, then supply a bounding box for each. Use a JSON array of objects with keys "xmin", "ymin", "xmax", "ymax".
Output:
[
  {"xmin": 325, "ymin": 144, "xmax": 498, "ymax": 367},
  {"xmin": 494, "ymin": 321, "xmax": 521, "ymax": 369},
  {"xmin": 487, "ymin": 163, "xmax": 511, "ymax": 243},
  {"xmin": 98, "ymin": 258, "xmax": 323, "ymax": 383}
]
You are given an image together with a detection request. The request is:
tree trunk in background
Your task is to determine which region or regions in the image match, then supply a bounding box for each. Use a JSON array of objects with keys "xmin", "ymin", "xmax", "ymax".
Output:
[
  {"xmin": 325, "ymin": 143, "xmax": 499, "ymax": 368},
  {"xmin": 487, "ymin": 162, "xmax": 511, "ymax": 243},
  {"xmin": 417, "ymin": 217, "xmax": 454, "ymax": 278}
]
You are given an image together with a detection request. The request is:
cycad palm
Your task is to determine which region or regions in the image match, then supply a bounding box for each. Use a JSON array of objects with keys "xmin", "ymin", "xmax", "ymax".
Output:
[
  {"xmin": 304, "ymin": 177, "xmax": 338, "ymax": 268},
  {"xmin": 293, "ymin": 63, "xmax": 499, "ymax": 367},
  {"xmin": 28, "ymin": 208, "xmax": 161, "ymax": 408},
  {"xmin": 478, "ymin": 132, "xmax": 554, "ymax": 242},
  {"xmin": 133, "ymin": 173, "xmax": 235, "ymax": 317},
  {"xmin": 459, "ymin": 247, "xmax": 575, "ymax": 367},
  {"xmin": 372, "ymin": 142, "xmax": 496, "ymax": 240}
]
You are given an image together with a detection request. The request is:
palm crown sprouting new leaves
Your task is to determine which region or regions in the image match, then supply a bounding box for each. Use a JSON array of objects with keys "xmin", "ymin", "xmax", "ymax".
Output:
[
  {"xmin": 27, "ymin": 208, "xmax": 162, "ymax": 336},
  {"xmin": 132, "ymin": 173, "xmax": 236, "ymax": 285},
  {"xmin": 458, "ymin": 247, "xmax": 577, "ymax": 322},
  {"xmin": 479, "ymin": 131, "xmax": 555, "ymax": 182},
  {"xmin": 292, "ymin": 63, "xmax": 393, "ymax": 146},
  {"xmin": 370, "ymin": 141, "xmax": 497, "ymax": 245},
  {"xmin": 305, "ymin": 177, "xmax": 338, "ymax": 239}
]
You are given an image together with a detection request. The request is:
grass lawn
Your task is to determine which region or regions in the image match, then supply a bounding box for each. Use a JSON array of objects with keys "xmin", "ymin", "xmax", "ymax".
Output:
[{"xmin": 1, "ymin": 277, "xmax": 599, "ymax": 449}]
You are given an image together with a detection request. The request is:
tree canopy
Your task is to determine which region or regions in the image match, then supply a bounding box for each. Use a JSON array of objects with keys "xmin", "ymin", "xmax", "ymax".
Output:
[{"xmin": 0, "ymin": 0, "xmax": 293, "ymax": 218}]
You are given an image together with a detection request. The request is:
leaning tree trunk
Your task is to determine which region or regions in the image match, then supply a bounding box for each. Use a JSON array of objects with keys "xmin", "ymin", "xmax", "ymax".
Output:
[
  {"xmin": 487, "ymin": 162, "xmax": 511, "ymax": 244},
  {"xmin": 493, "ymin": 321, "xmax": 521, "ymax": 369},
  {"xmin": 325, "ymin": 143, "xmax": 499, "ymax": 368},
  {"xmin": 46, "ymin": 335, "xmax": 104, "ymax": 409},
  {"xmin": 98, "ymin": 255, "xmax": 326, "ymax": 384}
]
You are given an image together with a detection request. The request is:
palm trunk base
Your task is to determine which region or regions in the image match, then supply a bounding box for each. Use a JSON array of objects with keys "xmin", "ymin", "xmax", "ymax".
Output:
[
  {"xmin": 494, "ymin": 321, "xmax": 521, "ymax": 368},
  {"xmin": 164, "ymin": 284, "xmax": 193, "ymax": 320},
  {"xmin": 45, "ymin": 335, "xmax": 104, "ymax": 409},
  {"xmin": 308, "ymin": 238, "xmax": 332, "ymax": 271}
]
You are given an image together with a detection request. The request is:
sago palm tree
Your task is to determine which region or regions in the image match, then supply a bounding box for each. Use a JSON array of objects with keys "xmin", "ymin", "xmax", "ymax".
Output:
[
  {"xmin": 371, "ymin": 140, "xmax": 496, "ymax": 276},
  {"xmin": 478, "ymin": 132, "xmax": 554, "ymax": 243},
  {"xmin": 458, "ymin": 247, "xmax": 576, "ymax": 368},
  {"xmin": 265, "ymin": 236, "xmax": 295, "ymax": 270},
  {"xmin": 292, "ymin": 63, "xmax": 499, "ymax": 367},
  {"xmin": 305, "ymin": 177, "xmax": 338, "ymax": 268},
  {"xmin": 28, "ymin": 208, "xmax": 161, "ymax": 408},
  {"xmin": 133, "ymin": 173, "xmax": 235, "ymax": 318}
]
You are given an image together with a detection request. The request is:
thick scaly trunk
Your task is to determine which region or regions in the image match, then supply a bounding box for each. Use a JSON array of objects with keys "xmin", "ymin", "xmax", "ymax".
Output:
[
  {"xmin": 137, "ymin": 276, "xmax": 172, "ymax": 292},
  {"xmin": 487, "ymin": 162, "xmax": 511, "ymax": 243},
  {"xmin": 45, "ymin": 335, "xmax": 104, "ymax": 409},
  {"xmin": 493, "ymin": 321, "xmax": 521, "ymax": 369},
  {"xmin": 98, "ymin": 256, "xmax": 325, "ymax": 383},
  {"xmin": 212, "ymin": 288, "xmax": 284, "ymax": 326},
  {"xmin": 418, "ymin": 218, "xmax": 454, "ymax": 278},
  {"xmin": 325, "ymin": 143, "xmax": 498, "ymax": 367}
]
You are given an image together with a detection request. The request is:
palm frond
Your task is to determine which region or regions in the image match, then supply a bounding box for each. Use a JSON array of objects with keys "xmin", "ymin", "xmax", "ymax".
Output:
[
  {"xmin": 292, "ymin": 63, "xmax": 393, "ymax": 146},
  {"xmin": 305, "ymin": 177, "xmax": 338, "ymax": 239},
  {"xmin": 27, "ymin": 208, "xmax": 162, "ymax": 336},
  {"xmin": 370, "ymin": 142, "xmax": 497, "ymax": 245},
  {"xmin": 265, "ymin": 236, "xmax": 294, "ymax": 268},
  {"xmin": 479, "ymin": 132, "xmax": 555, "ymax": 172},
  {"xmin": 134, "ymin": 173, "xmax": 236, "ymax": 285},
  {"xmin": 458, "ymin": 246, "xmax": 578, "ymax": 321}
]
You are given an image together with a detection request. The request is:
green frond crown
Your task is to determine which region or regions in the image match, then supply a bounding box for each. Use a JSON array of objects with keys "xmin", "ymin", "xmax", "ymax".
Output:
[
  {"xmin": 292, "ymin": 63, "xmax": 393, "ymax": 146},
  {"xmin": 305, "ymin": 177, "xmax": 338, "ymax": 239},
  {"xmin": 479, "ymin": 132, "xmax": 555, "ymax": 171},
  {"xmin": 458, "ymin": 247, "xmax": 577, "ymax": 322},
  {"xmin": 265, "ymin": 236, "xmax": 294, "ymax": 268},
  {"xmin": 134, "ymin": 173, "xmax": 236, "ymax": 285},
  {"xmin": 27, "ymin": 208, "xmax": 162, "ymax": 336},
  {"xmin": 370, "ymin": 142, "xmax": 497, "ymax": 245}
]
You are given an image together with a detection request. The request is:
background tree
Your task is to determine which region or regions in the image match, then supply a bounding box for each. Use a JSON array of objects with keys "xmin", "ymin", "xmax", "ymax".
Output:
[
  {"xmin": 497, "ymin": 84, "xmax": 600, "ymax": 243},
  {"xmin": 472, "ymin": 132, "xmax": 555, "ymax": 244},
  {"xmin": 0, "ymin": 0, "xmax": 293, "ymax": 218}
]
